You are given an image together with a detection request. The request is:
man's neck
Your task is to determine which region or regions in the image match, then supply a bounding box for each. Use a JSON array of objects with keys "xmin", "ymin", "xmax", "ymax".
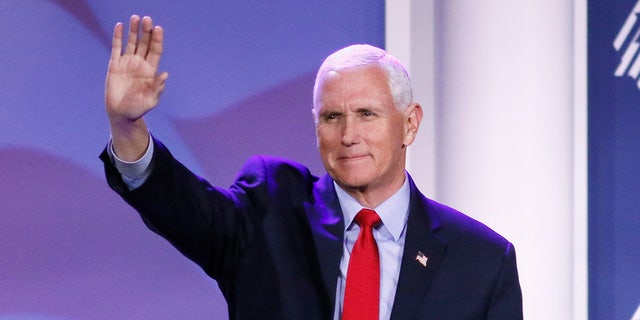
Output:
[{"xmin": 337, "ymin": 172, "xmax": 407, "ymax": 209}]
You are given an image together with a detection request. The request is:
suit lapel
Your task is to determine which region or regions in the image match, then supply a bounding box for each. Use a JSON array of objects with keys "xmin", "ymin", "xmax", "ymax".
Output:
[
  {"xmin": 305, "ymin": 174, "xmax": 344, "ymax": 312},
  {"xmin": 390, "ymin": 178, "xmax": 447, "ymax": 320},
  {"xmin": 305, "ymin": 174, "xmax": 448, "ymax": 318}
]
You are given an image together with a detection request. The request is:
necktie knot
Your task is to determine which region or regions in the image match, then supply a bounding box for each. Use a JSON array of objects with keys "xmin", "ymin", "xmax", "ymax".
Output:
[{"xmin": 355, "ymin": 208, "xmax": 382, "ymax": 229}]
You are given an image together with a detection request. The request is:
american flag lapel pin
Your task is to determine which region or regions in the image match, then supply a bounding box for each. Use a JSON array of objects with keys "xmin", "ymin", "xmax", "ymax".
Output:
[{"xmin": 415, "ymin": 251, "xmax": 428, "ymax": 267}]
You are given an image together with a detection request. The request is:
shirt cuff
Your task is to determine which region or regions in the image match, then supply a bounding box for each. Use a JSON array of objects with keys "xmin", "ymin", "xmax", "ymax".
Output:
[{"xmin": 107, "ymin": 134, "xmax": 154, "ymax": 189}]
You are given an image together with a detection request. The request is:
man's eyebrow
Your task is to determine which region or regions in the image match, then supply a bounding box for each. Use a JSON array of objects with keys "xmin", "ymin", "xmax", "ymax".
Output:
[
  {"xmin": 319, "ymin": 110, "xmax": 342, "ymax": 116},
  {"xmin": 356, "ymin": 105, "xmax": 384, "ymax": 113}
]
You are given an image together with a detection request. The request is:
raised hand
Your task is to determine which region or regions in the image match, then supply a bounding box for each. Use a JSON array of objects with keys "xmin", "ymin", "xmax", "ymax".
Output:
[
  {"xmin": 106, "ymin": 15, "xmax": 167, "ymax": 121},
  {"xmin": 105, "ymin": 15, "xmax": 168, "ymax": 161}
]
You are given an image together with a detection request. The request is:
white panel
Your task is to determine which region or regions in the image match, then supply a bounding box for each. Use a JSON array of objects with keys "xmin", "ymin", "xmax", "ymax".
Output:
[
  {"xmin": 434, "ymin": 1, "xmax": 573, "ymax": 319},
  {"xmin": 387, "ymin": 0, "xmax": 437, "ymax": 198},
  {"xmin": 388, "ymin": 0, "xmax": 588, "ymax": 319},
  {"xmin": 573, "ymin": 0, "xmax": 589, "ymax": 319}
]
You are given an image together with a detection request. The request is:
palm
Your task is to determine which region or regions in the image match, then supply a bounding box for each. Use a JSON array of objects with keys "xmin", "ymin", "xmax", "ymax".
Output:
[
  {"xmin": 106, "ymin": 55, "xmax": 160, "ymax": 119},
  {"xmin": 105, "ymin": 16, "xmax": 167, "ymax": 121}
]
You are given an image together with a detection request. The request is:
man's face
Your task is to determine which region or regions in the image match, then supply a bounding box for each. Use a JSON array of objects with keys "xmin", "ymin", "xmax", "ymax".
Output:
[{"xmin": 315, "ymin": 64, "xmax": 420, "ymax": 200}]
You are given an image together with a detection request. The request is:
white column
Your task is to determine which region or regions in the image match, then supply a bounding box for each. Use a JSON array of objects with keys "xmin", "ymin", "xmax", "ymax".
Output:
[
  {"xmin": 386, "ymin": 0, "xmax": 437, "ymax": 198},
  {"xmin": 389, "ymin": 1, "xmax": 587, "ymax": 319},
  {"xmin": 435, "ymin": 1, "xmax": 575, "ymax": 318}
]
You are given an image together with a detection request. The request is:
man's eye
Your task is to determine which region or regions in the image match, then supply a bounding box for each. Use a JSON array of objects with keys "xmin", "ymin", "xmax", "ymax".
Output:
[{"xmin": 323, "ymin": 113, "xmax": 340, "ymax": 121}]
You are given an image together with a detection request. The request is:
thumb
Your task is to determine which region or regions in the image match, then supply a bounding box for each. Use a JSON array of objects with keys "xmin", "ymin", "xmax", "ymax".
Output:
[{"xmin": 154, "ymin": 71, "xmax": 169, "ymax": 95}]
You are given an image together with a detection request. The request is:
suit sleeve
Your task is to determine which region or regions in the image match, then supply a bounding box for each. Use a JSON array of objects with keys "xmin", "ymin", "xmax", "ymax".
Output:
[
  {"xmin": 100, "ymin": 137, "xmax": 268, "ymax": 280},
  {"xmin": 486, "ymin": 242, "xmax": 524, "ymax": 320}
]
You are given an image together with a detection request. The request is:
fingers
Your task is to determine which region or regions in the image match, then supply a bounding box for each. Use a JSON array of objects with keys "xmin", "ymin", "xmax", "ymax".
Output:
[
  {"xmin": 147, "ymin": 26, "xmax": 164, "ymax": 67},
  {"xmin": 136, "ymin": 16, "xmax": 153, "ymax": 57},
  {"xmin": 115, "ymin": 15, "xmax": 163, "ymax": 66},
  {"xmin": 110, "ymin": 22, "xmax": 123, "ymax": 60},
  {"xmin": 124, "ymin": 15, "xmax": 141, "ymax": 55}
]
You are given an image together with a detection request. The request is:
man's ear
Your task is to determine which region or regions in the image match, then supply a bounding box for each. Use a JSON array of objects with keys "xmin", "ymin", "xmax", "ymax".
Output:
[
  {"xmin": 402, "ymin": 103, "xmax": 423, "ymax": 148},
  {"xmin": 312, "ymin": 108, "xmax": 321, "ymax": 148}
]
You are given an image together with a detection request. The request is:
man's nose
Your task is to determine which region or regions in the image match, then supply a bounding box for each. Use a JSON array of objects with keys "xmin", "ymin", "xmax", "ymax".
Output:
[{"xmin": 341, "ymin": 117, "xmax": 360, "ymax": 146}]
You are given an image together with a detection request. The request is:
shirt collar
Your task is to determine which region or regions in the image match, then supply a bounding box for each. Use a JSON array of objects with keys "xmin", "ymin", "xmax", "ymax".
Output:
[{"xmin": 333, "ymin": 173, "xmax": 411, "ymax": 241}]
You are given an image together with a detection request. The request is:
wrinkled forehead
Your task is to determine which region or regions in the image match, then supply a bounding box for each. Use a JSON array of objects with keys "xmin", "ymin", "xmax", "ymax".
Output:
[
  {"xmin": 314, "ymin": 65, "xmax": 394, "ymax": 111},
  {"xmin": 315, "ymin": 64, "xmax": 390, "ymax": 102}
]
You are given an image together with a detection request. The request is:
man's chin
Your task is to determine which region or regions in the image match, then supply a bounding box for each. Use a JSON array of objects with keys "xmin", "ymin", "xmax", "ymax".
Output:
[{"xmin": 333, "ymin": 177, "xmax": 368, "ymax": 193}]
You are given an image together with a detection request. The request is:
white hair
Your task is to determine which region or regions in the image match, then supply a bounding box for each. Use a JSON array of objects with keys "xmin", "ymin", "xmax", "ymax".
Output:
[{"xmin": 312, "ymin": 44, "xmax": 413, "ymax": 116}]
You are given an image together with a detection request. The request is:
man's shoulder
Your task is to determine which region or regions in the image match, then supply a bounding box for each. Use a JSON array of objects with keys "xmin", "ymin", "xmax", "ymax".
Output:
[
  {"xmin": 236, "ymin": 155, "xmax": 320, "ymax": 188},
  {"xmin": 244, "ymin": 155, "xmax": 309, "ymax": 170},
  {"xmin": 241, "ymin": 155, "xmax": 314, "ymax": 177},
  {"xmin": 421, "ymin": 196, "xmax": 511, "ymax": 251}
]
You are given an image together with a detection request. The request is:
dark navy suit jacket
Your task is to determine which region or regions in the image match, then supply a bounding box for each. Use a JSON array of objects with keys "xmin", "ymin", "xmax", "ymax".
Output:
[{"xmin": 101, "ymin": 138, "xmax": 523, "ymax": 319}]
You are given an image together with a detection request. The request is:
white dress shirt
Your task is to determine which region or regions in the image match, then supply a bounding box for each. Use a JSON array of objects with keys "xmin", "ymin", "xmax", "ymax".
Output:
[{"xmin": 332, "ymin": 178, "xmax": 410, "ymax": 320}]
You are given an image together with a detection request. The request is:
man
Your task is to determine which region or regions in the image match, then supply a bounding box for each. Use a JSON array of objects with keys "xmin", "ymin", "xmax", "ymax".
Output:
[{"xmin": 101, "ymin": 15, "xmax": 523, "ymax": 319}]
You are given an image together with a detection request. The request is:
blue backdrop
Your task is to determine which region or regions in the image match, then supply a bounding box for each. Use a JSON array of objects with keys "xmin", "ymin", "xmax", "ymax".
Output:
[
  {"xmin": 588, "ymin": 0, "xmax": 640, "ymax": 319},
  {"xmin": 0, "ymin": 1, "xmax": 383, "ymax": 319}
]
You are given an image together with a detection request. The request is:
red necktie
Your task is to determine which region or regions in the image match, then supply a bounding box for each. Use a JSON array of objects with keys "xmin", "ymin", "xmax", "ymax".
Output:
[{"xmin": 343, "ymin": 208, "xmax": 382, "ymax": 320}]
